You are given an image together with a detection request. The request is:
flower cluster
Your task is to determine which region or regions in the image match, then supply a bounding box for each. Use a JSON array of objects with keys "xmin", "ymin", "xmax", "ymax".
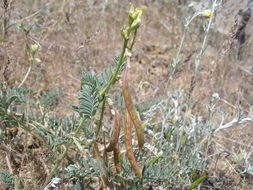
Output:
[{"xmin": 121, "ymin": 5, "xmax": 146, "ymax": 40}]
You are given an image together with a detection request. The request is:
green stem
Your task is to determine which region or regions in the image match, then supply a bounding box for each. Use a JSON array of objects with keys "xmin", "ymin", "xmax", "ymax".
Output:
[
  {"xmin": 99, "ymin": 38, "xmax": 129, "ymax": 97},
  {"xmin": 96, "ymin": 96, "xmax": 106, "ymax": 137},
  {"xmin": 129, "ymin": 30, "xmax": 137, "ymax": 51}
]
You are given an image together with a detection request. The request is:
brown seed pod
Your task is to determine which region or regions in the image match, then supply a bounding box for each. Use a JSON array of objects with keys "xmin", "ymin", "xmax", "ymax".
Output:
[
  {"xmin": 113, "ymin": 143, "xmax": 122, "ymax": 174},
  {"xmin": 122, "ymin": 65, "xmax": 144, "ymax": 150},
  {"xmin": 106, "ymin": 109, "xmax": 121, "ymax": 152},
  {"xmin": 93, "ymin": 139, "xmax": 101, "ymax": 160},
  {"xmin": 124, "ymin": 111, "xmax": 141, "ymax": 178}
]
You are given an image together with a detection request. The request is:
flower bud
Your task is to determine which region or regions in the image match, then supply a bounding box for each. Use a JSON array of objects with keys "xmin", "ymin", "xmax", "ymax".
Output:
[
  {"xmin": 202, "ymin": 10, "xmax": 212, "ymax": 19},
  {"xmin": 30, "ymin": 44, "xmax": 39, "ymax": 55},
  {"xmin": 128, "ymin": 5, "xmax": 146, "ymax": 25},
  {"xmin": 121, "ymin": 28, "xmax": 129, "ymax": 40},
  {"xmin": 129, "ymin": 17, "xmax": 141, "ymax": 31},
  {"xmin": 128, "ymin": 5, "xmax": 136, "ymax": 23}
]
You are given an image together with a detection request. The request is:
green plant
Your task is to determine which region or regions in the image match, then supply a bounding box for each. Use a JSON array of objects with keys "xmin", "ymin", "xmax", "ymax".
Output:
[
  {"xmin": 42, "ymin": 5, "xmax": 146, "ymax": 188},
  {"xmin": 0, "ymin": 172, "xmax": 14, "ymax": 188}
]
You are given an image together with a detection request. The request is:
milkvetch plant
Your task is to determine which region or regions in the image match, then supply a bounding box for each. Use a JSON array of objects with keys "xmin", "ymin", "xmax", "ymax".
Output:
[
  {"xmin": 0, "ymin": 5, "xmax": 147, "ymax": 189},
  {"xmin": 43, "ymin": 5, "xmax": 146, "ymax": 188}
]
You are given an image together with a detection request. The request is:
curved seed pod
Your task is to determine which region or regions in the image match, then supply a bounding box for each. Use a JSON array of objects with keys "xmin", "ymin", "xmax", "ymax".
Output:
[
  {"xmin": 124, "ymin": 111, "xmax": 141, "ymax": 178},
  {"xmin": 106, "ymin": 109, "xmax": 121, "ymax": 152},
  {"xmin": 122, "ymin": 65, "xmax": 144, "ymax": 150},
  {"xmin": 113, "ymin": 143, "xmax": 122, "ymax": 174}
]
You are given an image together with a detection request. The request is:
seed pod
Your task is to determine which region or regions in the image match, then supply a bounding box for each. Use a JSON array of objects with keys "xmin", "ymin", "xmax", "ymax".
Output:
[
  {"xmin": 106, "ymin": 109, "xmax": 121, "ymax": 152},
  {"xmin": 93, "ymin": 139, "xmax": 101, "ymax": 160},
  {"xmin": 113, "ymin": 143, "xmax": 122, "ymax": 174},
  {"xmin": 122, "ymin": 65, "xmax": 144, "ymax": 150},
  {"xmin": 124, "ymin": 111, "xmax": 141, "ymax": 178}
]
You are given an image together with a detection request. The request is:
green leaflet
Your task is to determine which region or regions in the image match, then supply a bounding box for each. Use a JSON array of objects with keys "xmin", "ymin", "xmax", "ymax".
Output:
[
  {"xmin": 188, "ymin": 175, "xmax": 206, "ymax": 190},
  {"xmin": 81, "ymin": 56, "xmax": 121, "ymax": 90},
  {"xmin": 77, "ymin": 56, "xmax": 122, "ymax": 120},
  {"xmin": 77, "ymin": 85, "xmax": 100, "ymax": 119}
]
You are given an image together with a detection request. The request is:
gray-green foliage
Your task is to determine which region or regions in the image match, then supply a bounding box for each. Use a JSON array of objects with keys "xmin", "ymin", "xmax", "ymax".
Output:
[
  {"xmin": 76, "ymin": 56, "xmax": 123, "ymax": 119},
  {"xmin": 0, "ymin": 172, "xmax": 14, "ymax": 188},
  {"xmin": 0, "ymin": 87, "xmax": 31, "ymax": 128},
  {"xmin": 39, "ymin": 90, "xmax": 61, "ymax": 110},
  {"xmin": 64, "ymin": 158, "xmax": 103, "ymax": 178},
  {"xmin": 138, "ymin": 91, "xmax": 213, "ymax": 188},
  {"xmin": 34, "ymin": 116, "xmax": 79, "ymax": 150}
]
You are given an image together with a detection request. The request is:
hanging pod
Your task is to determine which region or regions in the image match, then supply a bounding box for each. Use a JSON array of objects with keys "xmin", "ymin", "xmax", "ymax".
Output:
[
  {"xmin": 122, "ymin": 65, "xmax": 144, "ymax": 150},
  {"xmin": 124, "ymin": 111, "xmax": 142, "ymax": 178},
  {"xmin": 106, "ymin": 109, "xmax": 121, "ymax": 152}
]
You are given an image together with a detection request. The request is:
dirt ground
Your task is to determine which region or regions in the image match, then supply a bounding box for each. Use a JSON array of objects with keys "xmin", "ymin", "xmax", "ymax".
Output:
[{"xmin": 1, "ymin": 0, "xmax": 253, "ymax": 189}]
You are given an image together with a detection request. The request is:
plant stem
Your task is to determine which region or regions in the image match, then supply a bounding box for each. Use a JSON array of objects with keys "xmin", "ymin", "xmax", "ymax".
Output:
[
  {"xmin": 195, "ymin": 0, "xmax": 218, "ymax": 74},
  {"xmin": 96, "ymin": 31, "xmax": 138, "ymax": 137},
  {"xmin": 129, "ymin": 30, "xmax": 137, "ymax": 51},
  {"xmin": 175, "ymin": 28, "xmax": 187, "ymax": 62},
  {"xmin": 99, "ymin": 28, "xmax": 139, "ymax": 98},
  {"xmin": 18, "ymin": 65, "xmax": 32, "ymax": 88},
  {"xmin": 96, "ymin": 96, "xmax": 106, "ymax": 137},
  {"xmin": 99, "ymin": 38, "xmax": 129, "ymax": 97},
  {"xmin": 172, "ymin": 12, "xmax": 200, "ymax": 76},
  {"xmin": 172, "ymin": 9, "xmax": 211, "ymax": 75}
]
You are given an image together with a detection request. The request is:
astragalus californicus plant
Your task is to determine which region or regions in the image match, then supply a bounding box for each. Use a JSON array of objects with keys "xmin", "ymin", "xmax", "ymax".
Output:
[
  {"xmin": 1, "ymin": 5, "xmax": 147, "ymax": 190},
  {"xmin": 43, "ymin": 5, "xmax": 147, "ymax": 189}
]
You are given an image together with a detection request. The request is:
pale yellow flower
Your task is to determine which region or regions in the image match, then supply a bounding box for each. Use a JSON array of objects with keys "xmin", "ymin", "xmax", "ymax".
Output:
[{"xmin": 202, "ymin": 10, "xmax": 212, "ymax": 19}]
